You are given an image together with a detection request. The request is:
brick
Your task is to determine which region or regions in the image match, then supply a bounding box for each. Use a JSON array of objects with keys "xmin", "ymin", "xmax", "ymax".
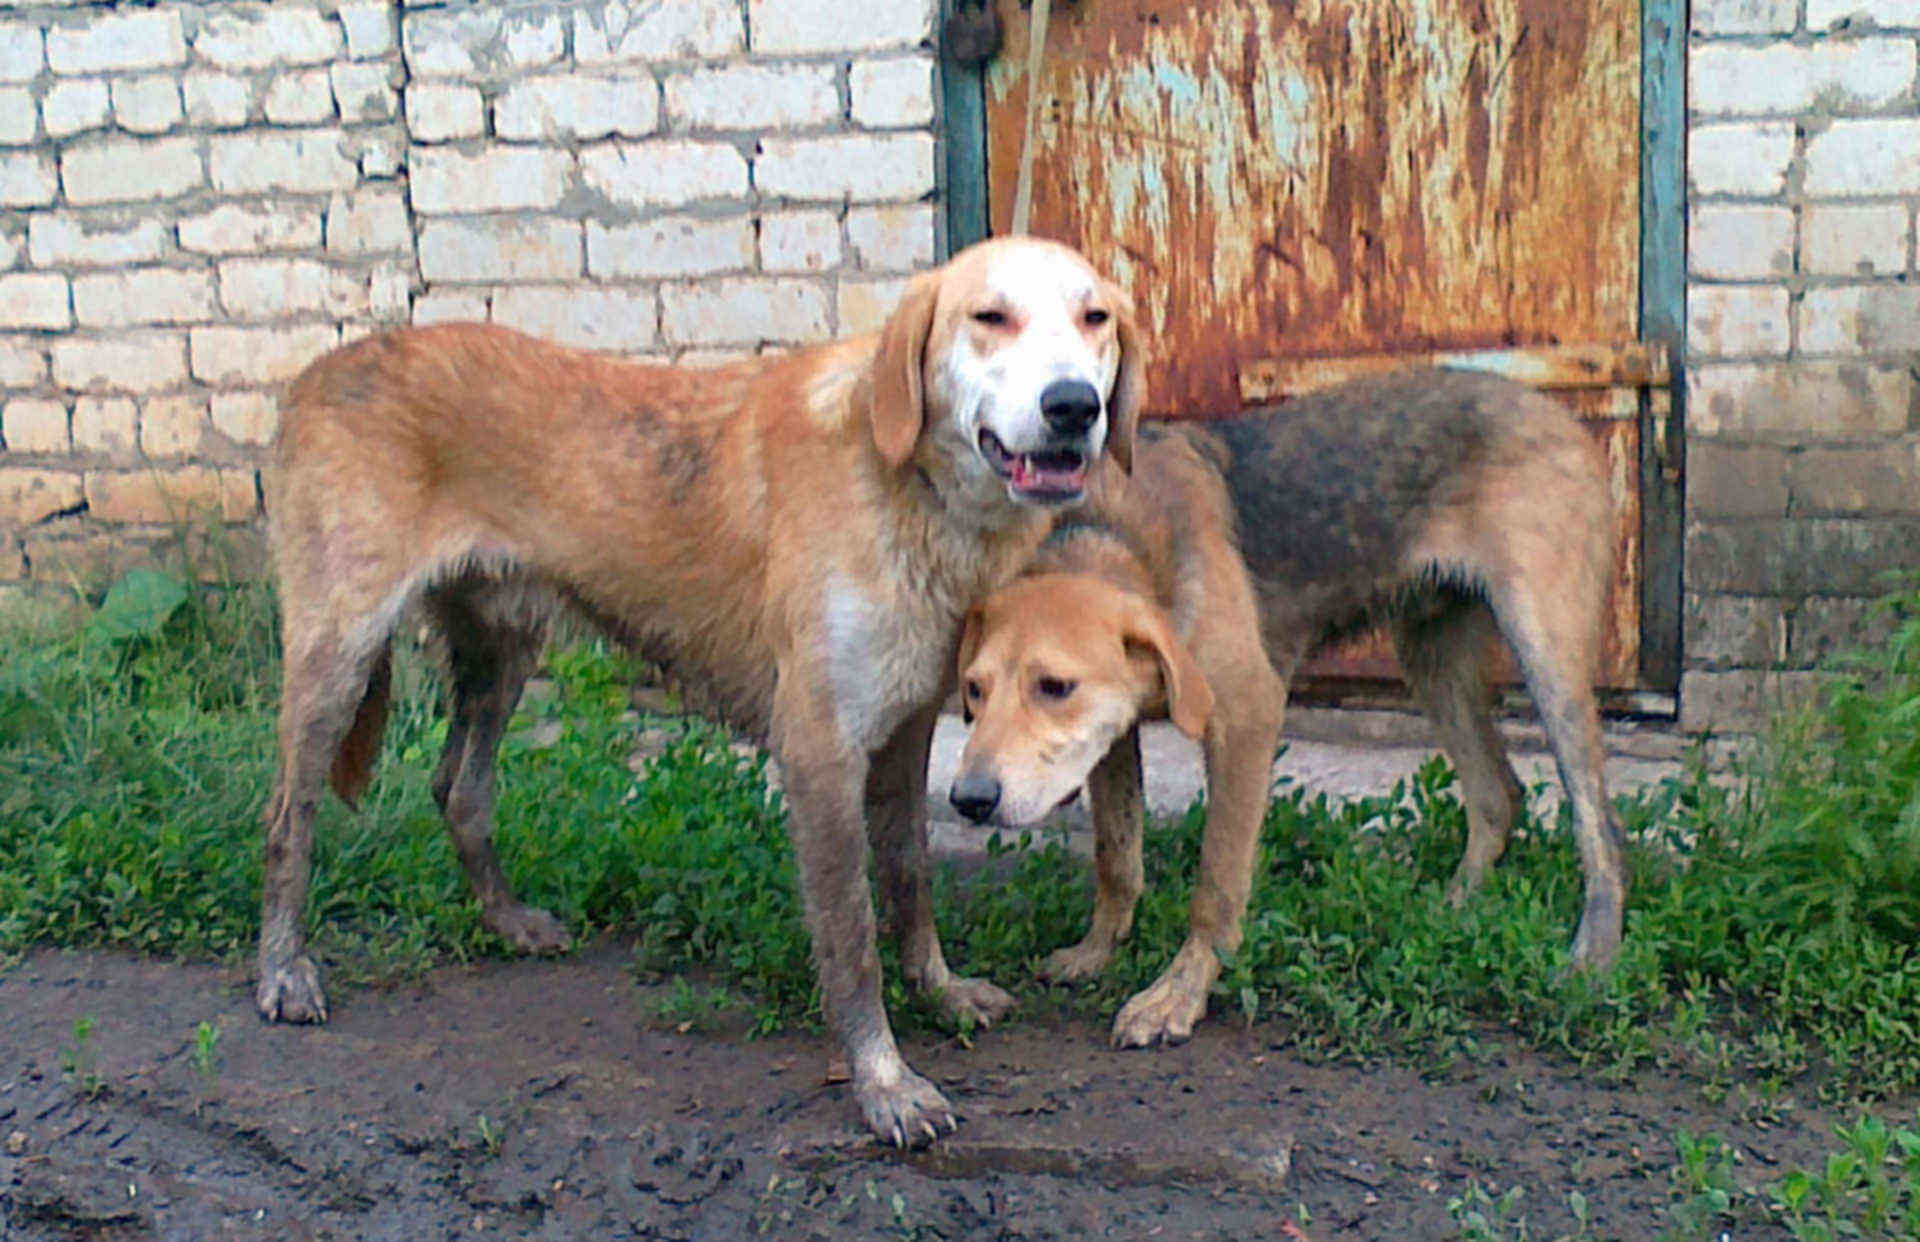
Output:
[
  {"xmin": 1801, "ymin": 283, "xmax": 1920, "ymax": 354},
  {"xmin": 360, "ymin": 136, "xmax": 402, "ymax": 179},
  {"xmin": 1679, "ymin": 668, "xmax": 1828, "ymax": 734},
  {"xmin": 0, "ymin": 338, "xmax": 46, "ymax": 388},
  {"xmin": 263, "ymin": 69, "xmax": 336, "ymax": 126},
  {"xmin": 178, "ymin": 203, "xmax": 322, "ymax": 255},
  {"xmin": 72, "ymin": 269, "xmax": 215, "ymax": 328},
  {"xmin": 403, "ymin": 8, "xmax": 564, "ymax": 80},
  {"xmin": 491, "ymin": 286, "xmax": 658, "ymax": 352},
  {"xmin": 62, "ymin": 136, "xmax": 201, "ymax": 204},
  {"xmin": 47, "ymin": 11, "xmax": 186, "ymax": 75},
  {"xmin": 53, "ymin": 333, "xmax": 188, "ymax": 393},
  {"xmin": 750, "ymin": 0, "xmax": 934, "ymax": 53},
  {"xmin": 666, "ymin": 64, "xmax": 837, "ymax": 130},
  {"xmin": 416, "ymin": 218, "xmax": 581, "ymax": 283},
  {"xmin": 190, "ymin": 324, "xmax": 337, "ymax": 386},
  {"xmin": 760, "ymin": 210, "xmax": 841, "ymax": 273},
  {"xmin": 587, "ymin": 216, "xmax": 754, "ymax": 279},
  {"xmin": 1789, "ymin": 596, "xmax": 1899, "ymax": 667},
  {"xmin": 1686, "ymin": 517, "xmax": 1920, "ymax": 594},
  {"xmin": 662, "ymin": 277, "xmax": 830, "ymax": 346},
  {"xmin": 1791, "ymin": 441, "xmax": 1920, "ymax": 514},
  {"xmin": 86, "ymin": 466, "xmax": 254, "ymax": 524},
  {"xmin": 0, "ymin": 23, "xmax": 43, "ymax": 82},
  {"xmin": 1689, "ymin": 39, "xmax": 1913, "ymax": 117},
  {"xmin": 1806, "ymin": 119, "xmax": 1920, "ymax": 196},
  {"xmin": 1688, "ymin": 122, "xmax": 1795, "ymax": 198},
  {"xmin": 331, "ymin": 62, "xmax": 397, "ymax": 124},
  {"xmin": 573, "ymin": 0, "xmax": 743, "ymax": 64},
  {"xmin": 847, "ymin": 203, "xmax": 935, "ymax": 271},
  {"xmin": 837, "ymin": 276, "xmax": 910, "ymax": 334},
  {"xmin": 757, "ymin": 133, "xmax": 935, "ymax": 202},
  {"xmin": 183, "ymin": 72, "xmax": 252, "ymax": 128},
  {"xmin": 0, "ymin": 468, "xmax": 83, "ymax": 525},
  {"xmin": 368, "ymin": 264, "xmax": 412, "ymax": 323},
  {"xmin": 111, "ymin": 75, "xmax": 184, "ymax": 135},
  {"xmin": 217, "ymin": 258, "xmax": 363, "ymax": 320},
  {"xmin": 325, "ymin": 187, "xmax": 410, "ymax": 256},
  {"xmin": 411, "ymin": 289, "xmax": 488, "ymax": 325},
  {"xmin": 72, "ymin": 395, "xmax": 137, "ymax": 456},
  {"xmin": 194, "ymin": 5, "xmax": 341, "ymax": 70},
  {"xmin": 0, "ymin": 87, "xmax": 35, "ymax": 145},
  {"xmin": 0, "ymin": 152, "xmax": 59, "ymax": 207},
  {"xmin": 1690, "ymin": 361, "xmax": 1912, "ymax": 439},
  {"xmin": 1691, "ymin": 0, "xmax": 1799, "ymax": 32},
  {"xmin": 1687, "ymin": 284, "xmax": 1790, "ymax": 357},
  {"xmin": 1802, "ymin": 204, "xmax": 1910, "ymax": 276},
  {"xmin": 209, "ymin": 129, "xmax": 357, "ymax": 194},
  {"xmin": 139, "ymin": 394, "xmax": 207, "ymax": 458},
  {"xmin": 0, "ymin": 228, "xmax": 14, "ymax": 269},
  {"xmin": 26, "ymin": 214, "xmax": 166, "ymax": 275},
  {"xmin": 1685, "ymin": 593, "xmax": 1787, "ymax": 667},
  {"xmin": 497, "ymin": 75, "xmax": 660, "ymax": 141},
  {"xmin": 405, "ymin": 83, "xmax": 484, "ymax": 142},
  {"xmin": 0, "ymin": 274, "xmax": 72, "ymax": 330},
  {"xmin": 1686, "ymin": 441, "xmax": 1791, "ymax": 517},
  {"xmin": 43, "ymin": 79, "xmax": 110, "ymax": 138},
  {"xmin": 1808, "ymin": 0, "xmax": 1920, "ymax": 27},
  {"xmin": 2, "ymin": 399, "xmax": 70, "ymax": 455},
  {"xmin": 411, "ymin": 147, "xmax": 572, "ymax": 214},
  {"xmin": 581, "ymin": 140, "xmax": 748, "ymax": 209},
  {"xmin": 210, "ymin": 391, "xmax": 277, "ymax": 446},
  {"xmin": 851, "ymin": 56, "xmax": 935, "ymax": 128},
  {"xmin": 339, "ymin": 2, "xmax": 397, "ymax": 60}
]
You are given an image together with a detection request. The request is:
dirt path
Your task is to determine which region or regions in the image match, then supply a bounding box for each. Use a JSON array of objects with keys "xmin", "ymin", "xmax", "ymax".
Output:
[{"xmin": 0, "ymin": 942, "xmax": 1878, "ymax": 1241}]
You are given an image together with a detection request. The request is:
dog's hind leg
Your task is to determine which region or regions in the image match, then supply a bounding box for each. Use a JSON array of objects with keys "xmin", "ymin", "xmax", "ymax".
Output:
[
  {"xmin": 1393, "ymin": 599, "xmax": 1526, "ymax": 905},
  {"xmin": 1039, "ymin": 725, "xmax": 1144, "ymax": 983}
]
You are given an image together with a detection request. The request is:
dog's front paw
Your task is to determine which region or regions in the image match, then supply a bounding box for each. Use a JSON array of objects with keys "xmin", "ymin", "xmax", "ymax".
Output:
[
  {"xmin": 939, "ymin": 974, "xmax": 1015, "ymax": 1029},
  {"xmin": 481, "ymin": 902, "xmax": 572, "ymax": 954},
  {"xmin": 1038, "ymin": 936, "xmax": 1116, "ymax": 984},
  {"xmin": 1563, "ymin": 895, "xmax": 1623, "ymax": 977},
  {"xmin": 1110, "ymin": 944, "xmax": 1216, "ymax": 1048},
  {"xmin": 256, "ymin": 955, "xmax": 328, "ymax": 1024},
  {"xmin": 855, "ymin": 1067, "xmax": 959, "ymax": 1148}
]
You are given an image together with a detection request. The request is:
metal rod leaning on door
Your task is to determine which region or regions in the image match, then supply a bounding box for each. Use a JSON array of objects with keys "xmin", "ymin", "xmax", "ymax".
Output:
[{"xmin": 1009, "ymin": 0, "xmax": 1051, "ymax": 236}]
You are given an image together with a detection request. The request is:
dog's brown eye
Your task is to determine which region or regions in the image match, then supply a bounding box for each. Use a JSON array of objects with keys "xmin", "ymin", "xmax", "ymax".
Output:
[
  {"xmin": 1083, "ymin": 308, "xmax": 1110, "ymax": 327},
  {"xmin": 1035, "ymin": 676, "xmax": 1076, "ymax": 701},
  {"xmin": 972, "ymin": 309, "xmax": 1008, "ymax": 327},
  {"xmin": 965, "ymin": 679, "xmax": 982, "ymax": 700}
]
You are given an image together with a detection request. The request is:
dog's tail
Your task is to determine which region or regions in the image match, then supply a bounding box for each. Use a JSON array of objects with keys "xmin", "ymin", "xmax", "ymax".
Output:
[{"xmin": 328, "ymin": 646, "xmax": 392, "ymax": 809}]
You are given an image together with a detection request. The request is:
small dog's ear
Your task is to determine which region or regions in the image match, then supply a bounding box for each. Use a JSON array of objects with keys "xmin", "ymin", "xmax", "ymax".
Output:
[
  {"xmin": 1101, "ymin": 280, "xmax": 1146, "ymax": 474},
  {"xmin": 1122, "ymin": 600, "xmax": 1212, "ymax": 739},
  {"xmin": 869, "ymin": 268, "xmax": 942, "ymax": 468},
  {"xmin": 955, "ymin": 604, "xmax": 985, "ymax": 724}
]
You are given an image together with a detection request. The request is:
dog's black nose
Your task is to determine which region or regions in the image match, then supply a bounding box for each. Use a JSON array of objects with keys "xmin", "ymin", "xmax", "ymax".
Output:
[
  {"xmin": 1039, "ymin": 378, "xmax": 1102, "ymax": 435},
  {"xmin": 949, "ymin": 773, "xmax": 1001, "ymax": 823}
]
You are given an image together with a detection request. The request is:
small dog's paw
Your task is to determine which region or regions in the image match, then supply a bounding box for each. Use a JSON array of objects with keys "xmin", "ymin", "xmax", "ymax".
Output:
[
  {"xmin": 1111, "ymin": 970, "xmax": 1207, "ymax": 1049},
  {"xmin": 855, "ymin": 1069, "xmax": 958, "ymax": 1149},
  {"xmin": 256, "ymin": 956, "xmax": 328, "ymax": 1024},
  {"xmin": 1038, "ymin": 938, "xmax": 1114, "ymax": 984},
  {"xmin": 940, "ymin": 974, "xmax": 1015, "ymax": 1029},
  {"xmin": 482, "ymin": 902, "xmax": 572, "ymax": 954}
]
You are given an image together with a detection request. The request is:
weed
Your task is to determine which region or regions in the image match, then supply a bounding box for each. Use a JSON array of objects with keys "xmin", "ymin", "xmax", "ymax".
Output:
[
  {"xmin": 475, "ymin": 1114, "xmax": 502, "ymax": 1159},
  {"xmin": 190, "ymin": 1020, "xmax": 221, "ymax": 1080},
  {"xmin": 1768, "ymin": 1113, "xmax": 1920, "ymax": 1241},
  {"xmin": 1448, "ymin": 1180, "xmax": 1532, "ymax": 1240},
  {"xmin": 1662, "ymin": 1130, "xmax": 1742, "ymax": 1240},
  {"xmin": 59, "ymin": 1015, "xmax": 101, "ymax": 1100}
]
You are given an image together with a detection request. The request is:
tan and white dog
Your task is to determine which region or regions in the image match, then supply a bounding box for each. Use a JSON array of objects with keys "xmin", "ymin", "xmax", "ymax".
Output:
[{"xmin": 257, "ymin": 236, "xmax": 1143, "ymax": 1145}]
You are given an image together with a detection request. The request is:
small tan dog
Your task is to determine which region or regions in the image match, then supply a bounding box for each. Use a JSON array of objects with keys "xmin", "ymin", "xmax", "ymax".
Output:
[
  {"xmin": 949, "ymin": 370, "xmax": 1624, "ymax": 1047},
  {"xmin": 258, "ymin": 236, "xmax": 1143, "ymax": 1145}
]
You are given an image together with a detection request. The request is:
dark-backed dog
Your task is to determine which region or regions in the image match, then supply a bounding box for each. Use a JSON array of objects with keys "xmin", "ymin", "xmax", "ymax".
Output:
[
  {"xmin": 949, "ymin": 370, "xmax": 1624, "ymax": 1046},
  {"xmin": 258, "ymin": 237, "xmax": 1144, "ymax": 1143}
]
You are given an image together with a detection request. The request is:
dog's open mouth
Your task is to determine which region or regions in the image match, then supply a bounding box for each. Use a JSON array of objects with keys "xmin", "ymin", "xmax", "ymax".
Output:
[{"xmin": 979, "ymin": 429, "xmax": 1088, "ymax": 502}]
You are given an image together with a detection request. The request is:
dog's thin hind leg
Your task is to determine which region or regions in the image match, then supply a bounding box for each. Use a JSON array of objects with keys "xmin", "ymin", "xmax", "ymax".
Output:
[{"xmin": 1040, "ymin": 725, "xmax": 1143, "ymax": 983}]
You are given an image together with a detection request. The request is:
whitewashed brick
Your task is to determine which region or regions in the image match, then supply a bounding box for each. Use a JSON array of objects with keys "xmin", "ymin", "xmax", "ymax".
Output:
[
  {"xmin": 405, "ymin": 83, "xmax": 484, "ymax": 142},
  {"xmin": 0, "ymin": 88, "xmax": 33, "ymax": 145},
  {"xmin": 209, "ymin": 129, "xmax": 357, "ymax": 194},
  {"xmin": 210, "ymin": 391, "xmax": 278, "ymax": 446},
  {"xmin": 0, "ymin": 23, "xmax": 43, "ymax": 83},
  {"xmin": 339, "ymin": 2, "xmax": 396, "ymax": 60},
  {"xmin": 851, "ymin": 56, "xmax": 934, "ymax": 128},
  {"xmin": 587, "ymin": 216, "xmax": 755, "ymax": 278},
  {"xmin": 412, "ymin": 289, "xmax": 488, "ymax": 325},
  {"xmin": 496, "ymin": 75, "xmax": 659, "ymax": 141},
  {"xmin": 759, "ymin": 210, "xmax": 841, "ymax": 273},
  {"xmin": 837, "ymin": 276, "xmax": 910, "ymax": 335},
  {"xmin": 183, "ymin": 72, "xmax": 251, "ymax": 128},
  {"xmin": 1801, "ymin": 284, "xmax": 1920, "ymax": 353},
  {"xmin": 29, "ymin": 214, "xmax": 166, "ymax": 268},
  {"xmin": 178, "ymin": 203, "xmax": 322, "ymax": 255},
  {"xmin": 581, "ymin": 140, "xmax": 748, "ymax": 209},
  {"xmin": 1690, "ymin": 39, "xmax": 1913, "ymax": 117},
  {"xmin": 1692, "ymin": 0, "xmax": 1799, "ymax": 32},
  {"xmin": 750, "ymin": 0, "xmax": 934, "ymax": 53},
  {"xmin": 47, "ymin": 11, "xmax": 186, "ymax": 75},
  {"xmin": 1803, "ymin": 204, "xmax": 1911, "ymax": 276},
  {"xmin": 1805, "ymin": 119, "xmax": 1920, "ymax": 196},
  {"xmin": 661, "ymin": 277, "xmax": 830, "ymax": 346},
  {"xmin": 0, "ymin": 338, "xmax": 45, "ymax": 388},
  {"xmin": 62, "ymin": 136, "xmax": 202, "ymax": 204},
  {"xmin": 368, "ymin": 263, "xmax": 411, "ymax": 322},
  {"xmin": 1688, "ymin": 205, "xmax": 1793, "ymax": 280},
  {"xmin": 667, "ymin": 64, "xmax": 836, "ymax": 130},
  {"xmin": 3, "ymin": 399, "xmax": 69, "ymax": 455},
  {"xmin": 0, "ymin": 152, "xmax": 59, "ymax": 207},
  {"xmin": 111, "ymin": 75, "xmax": 184, "ymax": 135},
  {"xmin": 330, "ymin": 62, "xmax": 396, "ymax": 124},
  {"xmin": 573, "ymin": 0, "xmax": 742, "ymax": 64},
  {"xmin": 0, "ymin": 228, "xmax": 16, "ymax": 270},
  {"xmin": 140, "ymin": 394, "xmax": 206, "ymax": 458},
  {"xmin": 72, "ymin": 395, "xmax": 137, "ymax": 455},
  {"xmin": 1689, "ymin": 122, "xmax": 1796, "ymax": 197},
  {"xmin": 264, "ymin": 69, "xmax": 335, "ymax": 126},
  {"xmin": 53, "ymin": 332, "xmax": 188, "ymax": 393},
  {"xmin": 0, "ymin": 274, "xmax": 71, "ymax": 331},
  {"xmin": 43, "ymin": 79, "xmax": 111, "ymax": 138},
  {"xmin": 403, "ymin": 9, "xmax": 563, "ymax": 79},
  {"xmin": 1807, "ymin": 0, "xmax": 1920, "ymax": 30},
  {"xmin": 492, "ymin": 285, "xmax": 657, "ymax": 351},
  {"xmin": 189, "ymin": 324, "xmax": 338, "ymax": 385},
  {"xmin": 72, "ymin": 269, "xmax": 215, "ymax": 327},
  {"xmin": 757, "ymin": 133, "xmax": 935, "ymax": 202},
  {"xmin": 217, "ymin": 258, "xmax": 365, "ymax": 320},
  {"xmin": 1687, "ymin": 285, "xmax": 1791, "ymax": 357},
  {"xmin": 411, "ymin": 146, "xmax": 572, "ymax": 214},
  {"xmin": 194, "ymin": 6, "xmax": 341, "ymax": 70},
  {"xmin": 417, "ymin": 218, "xmax": 581, "ymax": 283},
  {"xmin": 360, "ymin": 136, "xmax": 402, "ymax": 179},
  {"xmin": 325, "ymin": 187, "xmax": 410, "ymax": 256},
  {"xmin": 847, "ymin": 203, "xmax": 935, "ymax": 271}
]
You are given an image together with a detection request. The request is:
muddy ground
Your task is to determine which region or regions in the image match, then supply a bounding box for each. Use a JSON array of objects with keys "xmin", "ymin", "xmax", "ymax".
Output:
[{"xmin": 0, "ymin": 942, "xmax": 1888, "ymax": 1241}]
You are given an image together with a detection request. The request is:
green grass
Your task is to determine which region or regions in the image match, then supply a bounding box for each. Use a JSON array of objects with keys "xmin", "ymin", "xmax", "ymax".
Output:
[{"xmin": 3, "ymin": 571, "xmax": 1920, "ymax": 1108}]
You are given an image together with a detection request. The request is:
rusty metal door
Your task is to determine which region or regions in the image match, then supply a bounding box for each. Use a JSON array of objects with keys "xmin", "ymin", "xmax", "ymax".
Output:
[{"xmin": 966, "ymin": 0, "xmax": 1674, "ymax": 694}]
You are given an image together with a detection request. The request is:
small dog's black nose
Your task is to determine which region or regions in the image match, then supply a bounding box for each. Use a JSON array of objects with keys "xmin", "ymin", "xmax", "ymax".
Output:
[
  {"xmin": 1039, "ymin": 378, "xmax": 1102, "ymax": 436},
  {"xmin": 949, "ymin": 772, "xmax": 1002, "ymax": 823}
]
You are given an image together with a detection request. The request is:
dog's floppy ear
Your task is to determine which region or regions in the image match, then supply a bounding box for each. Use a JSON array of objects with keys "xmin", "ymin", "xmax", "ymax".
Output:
[
  {"xmin": 955, "ymin": 604, "xmax": 985, "ymax": 724},
  {"xmin": 869, "ymin": 268, "xmax": 942, "ymax": 468},
  {"xmin": 1102, "ymin": 280, "xmax": 1146, "ymax": 474},
  {"xmin": 1121, "ymin": 598, "xmax": 1211, "ymax": 739}
]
